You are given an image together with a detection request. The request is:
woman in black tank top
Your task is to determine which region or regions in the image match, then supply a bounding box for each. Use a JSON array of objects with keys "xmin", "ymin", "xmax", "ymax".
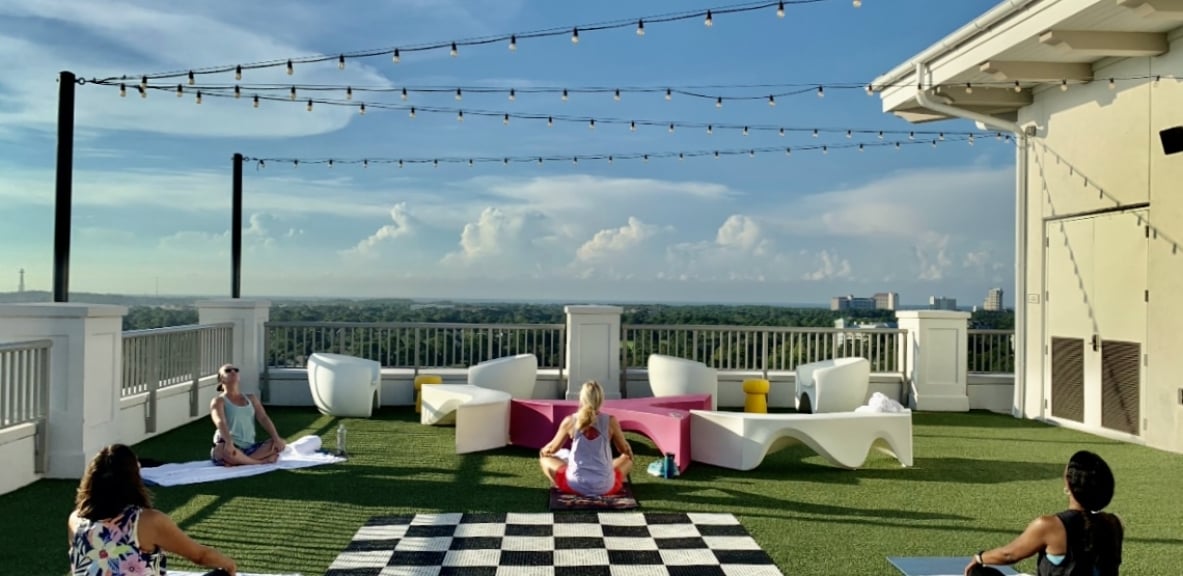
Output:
[{"xmin": 964, "ymin": 450, "xmax": 1124, "ymax": 576}]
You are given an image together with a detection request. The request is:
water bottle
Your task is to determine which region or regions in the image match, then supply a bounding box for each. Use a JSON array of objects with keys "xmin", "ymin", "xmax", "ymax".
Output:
[
  {"xmin": 336, "ymin": 423, "xmax": 347, "ymax": 457},
  {"xmin": 663, "ymin": 453, "xmax": 676, "ymax": 479}
]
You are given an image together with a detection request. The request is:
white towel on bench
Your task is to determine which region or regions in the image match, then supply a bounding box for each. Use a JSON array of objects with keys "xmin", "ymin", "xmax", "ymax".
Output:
[{"xmin": 141, "ymin": 435, "xmax": 344, "ymax": 487}]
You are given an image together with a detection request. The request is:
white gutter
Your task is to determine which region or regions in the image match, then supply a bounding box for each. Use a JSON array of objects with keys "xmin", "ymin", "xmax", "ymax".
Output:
[
  {"xmin": 874, "ymin": 0, "xmax": 1040, "ymax": 89},
  {"xmin": 912, "ymin": 64, "xmax": 1030, "ymax": 421}
]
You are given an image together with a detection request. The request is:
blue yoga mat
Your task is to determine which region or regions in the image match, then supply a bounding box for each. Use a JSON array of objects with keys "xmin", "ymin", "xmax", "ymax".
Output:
[{"xmin": 887, "ymin": 557, "xmax": 1024, "ymax": 575}]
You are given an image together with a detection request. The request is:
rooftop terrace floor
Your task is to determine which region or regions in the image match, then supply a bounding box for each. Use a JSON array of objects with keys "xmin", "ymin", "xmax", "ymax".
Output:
[{"xmin": 6, "ymin": 409, "xmax": 1182, "ymax": 575}]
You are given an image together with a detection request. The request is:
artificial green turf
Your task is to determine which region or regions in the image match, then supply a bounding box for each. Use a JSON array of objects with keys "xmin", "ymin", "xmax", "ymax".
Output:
[{"xmin": 5, "ymin": 408, "xmax": 1182, "ymax": 575}]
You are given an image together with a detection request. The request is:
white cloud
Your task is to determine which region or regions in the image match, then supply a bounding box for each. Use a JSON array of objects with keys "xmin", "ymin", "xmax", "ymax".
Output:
[
  {"xmin": 913, "ymin": 233, "xmax": 952, "ymax": 281},
  {"xmin": 575, "ymin": 217, "xmax": 666, "ymax": 262},
  {"xmin": 344, "ymin": 203, "xmax": 416, "ymax": 256},
  {"xmin": 803, "ymin": 250, "xmax": 852, "ymax": 281}
]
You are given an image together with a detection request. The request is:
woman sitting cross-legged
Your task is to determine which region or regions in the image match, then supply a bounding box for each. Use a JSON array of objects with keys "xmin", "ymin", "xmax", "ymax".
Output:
[
  {"xmin": 209, "ymin": 363, "xmax": 286, "ymax": 466},
  {"xmin": 68, "ymin": 443, "xmax": 238, "ymax": 576},
  {"xmin": 964, "ymin": 450, "xmax": 1124, "ymax": 576},
  {"xmin": 539, "ymin": 380, "xmax": 634, "ymax": 497}
]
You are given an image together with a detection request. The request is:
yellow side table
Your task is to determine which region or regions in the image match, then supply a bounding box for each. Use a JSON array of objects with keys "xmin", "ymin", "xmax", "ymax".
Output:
[
  {"xmin": 414, "ymin": 374, "xmax": 442, "ymax": 413},
  {"xmin": 743, "ymin": 379, "xmax": 770, "ymax": 413}
]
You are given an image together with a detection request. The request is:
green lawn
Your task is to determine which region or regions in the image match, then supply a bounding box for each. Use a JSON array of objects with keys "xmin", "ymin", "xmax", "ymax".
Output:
[{"xmin": 6, "ymin": 408, "xmax": 1182, "ymax": 575}]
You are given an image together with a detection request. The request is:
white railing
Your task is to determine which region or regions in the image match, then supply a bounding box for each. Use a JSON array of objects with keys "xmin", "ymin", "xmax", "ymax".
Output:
[
  {"xmin": 263, "ymin": 321, "xmax": 566, "ymax": 371},
  {"xmin": 967, "ymin": 329, "xmax": 1016, "ymax": 373},
  {"xmin": 622, "ymin": 324, "xmax": 908, "ymax": 376},
  {"xmin": 121, "ymin": 323, "xmax": 234, "ymax": 432},
  {"xmin": 0, "ymin": 339, "xmax": 51, "ymax": 473}
]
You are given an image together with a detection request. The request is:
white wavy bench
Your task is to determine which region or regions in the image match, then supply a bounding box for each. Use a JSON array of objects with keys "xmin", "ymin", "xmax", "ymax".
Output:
[
  {"xmin": 420, "ymin": 384, "xmax": 511, "ymax": 454},
  {"xmin": 689, "ymin": 410, "xmax": 913, "ymax": 470}
]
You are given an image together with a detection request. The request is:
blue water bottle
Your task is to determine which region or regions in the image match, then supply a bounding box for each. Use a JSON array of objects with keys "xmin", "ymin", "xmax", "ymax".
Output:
[{"xmin": 663, "ymin": 453, "xmax": 676, "ymax": 478}]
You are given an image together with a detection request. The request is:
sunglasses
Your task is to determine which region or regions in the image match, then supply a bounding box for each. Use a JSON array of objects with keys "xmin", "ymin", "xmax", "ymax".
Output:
[{"xmin": 223, "ymin": 367, "xmax": 239, "ymax": 373}]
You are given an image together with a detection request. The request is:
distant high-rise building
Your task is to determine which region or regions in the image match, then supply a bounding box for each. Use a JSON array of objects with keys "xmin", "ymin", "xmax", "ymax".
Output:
[
  {"xmin": 984, "ymin": 287, "xmax": 1004, "ymax": 311},
  {"xmin": 18, "ymin": 268, "xmax": 24, "ymax": 293},
  {"xmin": 929, "ymin": 296, "xmax": 958, "ymax": 311},
  {"xmin": 830, "ymin": 294, "xmax": 877, "ymax": 311},
  {"xmin": 873, "ymin": 292, "xmax": 899, "ymax": 311}
]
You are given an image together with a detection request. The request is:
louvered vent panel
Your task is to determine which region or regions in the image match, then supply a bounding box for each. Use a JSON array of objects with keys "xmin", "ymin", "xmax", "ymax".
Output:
[
  {"xmin": 1101, "ymin": 340, "xmax": 1141, "ymax": 436},
  {"xmin": 1051, "ymin": 337, "xmax": 1084, "ymax": 423}
]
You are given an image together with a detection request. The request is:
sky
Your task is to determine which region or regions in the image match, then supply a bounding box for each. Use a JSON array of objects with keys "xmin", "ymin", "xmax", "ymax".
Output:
[{"xmin": 0, "ymin": 0, "xmax": 1017, "ymax": 307}]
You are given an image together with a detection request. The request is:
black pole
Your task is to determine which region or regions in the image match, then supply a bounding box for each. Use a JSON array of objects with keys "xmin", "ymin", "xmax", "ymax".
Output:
[
  {"xmin": 54, "ymin": 71, "xmax": 76, "ymax": 303},
  {"xmin": 231, "ymin": 153, "xmax": 243, "ymax": 298}
]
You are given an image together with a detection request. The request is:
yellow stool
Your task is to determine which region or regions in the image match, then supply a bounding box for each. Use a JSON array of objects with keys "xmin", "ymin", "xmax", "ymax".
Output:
[
  {"xmin": 414, "ymin": 374, "xmax": 442, "ymax": 413},
  {"xmin": 743, "ymin": 379, "xmax": 770, "ymax": 413}
]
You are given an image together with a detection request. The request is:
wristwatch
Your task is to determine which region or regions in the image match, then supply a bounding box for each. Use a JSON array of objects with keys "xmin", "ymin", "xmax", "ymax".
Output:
[{"xmin": 974, "ymin": 550, "xmax": 986, "ymax": 565}]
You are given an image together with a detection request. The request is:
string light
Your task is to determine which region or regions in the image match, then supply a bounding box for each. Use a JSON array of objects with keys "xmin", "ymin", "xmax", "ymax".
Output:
[
  {"xmin": 109, "ymin": 2, "xmax": 850, "ymax": 84},
  {"xmin": 242, "ymin": 136, "xmax": 987, "ymax": 171}
]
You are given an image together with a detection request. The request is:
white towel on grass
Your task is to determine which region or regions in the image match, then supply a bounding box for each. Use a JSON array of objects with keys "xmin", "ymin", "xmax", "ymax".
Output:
[{"xmin": 140, "ymin": 435, "xmax": 344, "ymax": 487}]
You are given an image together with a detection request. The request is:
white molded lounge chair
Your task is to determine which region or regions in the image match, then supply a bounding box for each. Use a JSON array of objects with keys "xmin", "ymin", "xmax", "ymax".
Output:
[
  {"xmin": 795, "ymin": 357, "xmax": 870, "ymax": 413},
  {"xmin": 468, "ymin": 353, "xmax": 539, "ymax": 399},
  {"xmin": 306, "ymin": 353, "xmax": 381, "ymax": 418},
  {"xmin": 647, "ymin": 354, "xmax": 719, "ymax": 410},
  {"xmin": 689, "ymin": 410, "xmax": 912, "ymax": 470},
  {"xmin": 420, "ymin": 384, "xmax": 511, "ymax": 454}
]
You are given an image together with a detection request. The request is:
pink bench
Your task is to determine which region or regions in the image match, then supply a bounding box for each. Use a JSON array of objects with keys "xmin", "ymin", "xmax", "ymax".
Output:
[{"xmin": 510, "ymin": 394, "xmax": 713, "ymax": 474}]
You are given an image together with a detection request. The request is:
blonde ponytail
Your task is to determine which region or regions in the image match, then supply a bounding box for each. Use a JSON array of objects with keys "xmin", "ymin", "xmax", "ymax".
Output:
[{"xmin": 572, "ymin": 380, "xmax": 604, "ymax": 436}]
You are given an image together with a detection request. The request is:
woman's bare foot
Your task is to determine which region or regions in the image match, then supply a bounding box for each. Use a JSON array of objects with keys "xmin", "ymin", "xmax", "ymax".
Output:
[{"xmin": 265, "ymin": 453, "xmax": 279, "ymax": 464}]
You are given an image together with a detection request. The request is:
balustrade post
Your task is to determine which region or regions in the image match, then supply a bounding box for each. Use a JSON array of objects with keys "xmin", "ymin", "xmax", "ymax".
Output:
[
  {"xmin": 895, "ymin": 310, "xmax": 971, "ymax": 411},
  {"xmin": 413, "ymin": 328, "xmax": 421, "ymax": 377},
  {"xmin": 761, "ymin": 332, "xmax": 769, "ymax": 379},
  {"xmin": 35, "ymin": 345, "xmax": 50, "ymax": 474},
  {"xmin": 145, "ymin": 336, "xmax": 158, "ymax": 434},
  {"xmin": 0, "ymin": 303, "xmax": 126, "ymax": 479},
  {"xmin": 564, "ymin": 305, "xmax": 623, "ymax": 400},
  {"xmin": 196, "ymin": 299, "xmax": 270, "ymax": 397},
  {"xmin": 189, "ymin": 330, "xmax": 201, "ymax": 417}
]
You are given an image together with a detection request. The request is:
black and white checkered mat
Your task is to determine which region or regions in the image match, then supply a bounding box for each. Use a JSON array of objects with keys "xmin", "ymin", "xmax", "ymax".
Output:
[{"xmin": 324, "ymin": 511, "xmax": 784, "ymax": 575}]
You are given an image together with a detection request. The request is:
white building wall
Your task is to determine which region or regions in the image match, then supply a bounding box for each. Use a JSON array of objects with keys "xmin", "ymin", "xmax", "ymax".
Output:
[{"xmin": 1019, "ymin": 34, "xmax": 1183, "ymax": 453}]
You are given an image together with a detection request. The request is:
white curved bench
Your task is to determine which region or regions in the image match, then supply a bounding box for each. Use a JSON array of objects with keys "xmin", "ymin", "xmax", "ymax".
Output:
[
  {"xmin": 689, "ymin": 410, "xmax": 912, "ymax": 470},
  {"xmin": 469, "ymin": 353, "xmax": 539, "ymax": 399},
  {"xmin": 420, "ymin": 384, "xmax": 511, "ymax": 454},
  {"xmin": 306, "ymin": 353, "xmax": 381, "ymax": 418},
  {"xmin": 647, "ymin": 354, "xmax": 719, "ymax": 410},
  {"xmin": 795, "ymin": 357, "xmax": 870, "ymax": 413}
]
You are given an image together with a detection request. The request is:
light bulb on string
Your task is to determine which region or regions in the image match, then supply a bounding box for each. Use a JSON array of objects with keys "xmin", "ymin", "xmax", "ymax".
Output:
[
  {"xmin": 176, "ymin": 84, "xmax": 183, "ymax": 98},
  {"xmin": 630, "ymin": 121, "xmax": 636, "ymax": 132},
  {"xmin": 749, "ymin": 150, "xmax": 756, "ymax": 157},
  {"xmin": 234, "ymin": 85, "xmax": 241, "ymax": 99},
  {"xmin": 392, "ymin": 49, "xmax": 401, "ymax": 63},
  {"xmin": 455, "ymin": 88, "xmax": 462, "ymax": 101},
  {"xmin": 503, "ymin": 113, "xmax": 510, "ymax": 125},
  {"xmin": 669, "ymin": 123, "xmax": 676, "ymax": 133},
  {"xmin": 457, "ymin": 110, "xmax": 463, "ymax": 122},
  {"xmin": 785, "ymin": 147, "xmax": 791, "ymax": 156},
  {"xmin": 450, "ymin": 42, "xmax": 458, "ymax": 57},
  {"xmin": 858, "ymin": 144, "xmax": 864, "ymax": 152},
  {"xmin": 399, "ymin": 160, "xmax": 404, "ymax": 168},
  {"xmin": 306, "ymin": 99, "xmax": 313, "ymax": 112},
  {"xmin": 469, "ymin": 159, "xmax": 474, "ymax": 167},
  {"xmin": 817, "ymin": 86, "xmax": 824, "ymax": 98},
  {"xmin": 965, "ymin": 83, "xmax": 973, "ymax": 94},
  {"xmin": 1014, "ymin": 81, "xmax": 1022, "ymax": 93},
  {"xmin": 878, "ymin": 130, "xmax": 884, "ymax": 139},
  {"xmin": 359, "ymin": 103, "xmax": 366, "ymax": 115},
  {"xmin": 707, "ymin": 125, "xmax": 713, "ymax": 135},
  {"xmin": 714, "ymin": 151, "xmax": 720, "ymax": 159},
  {"xmin": 704, "ymin": 10, "xmax": 713, "ymax": 26},
  {"xmin": 636, "ymin": 20, "xmax": 645, "ymax": 35},
  {"xmin": 547, "ymin": 116, "xmax": 553, "ymax": 127},
  {"xmin": 812, "ymin": 129, "xmax": 819, "ymax": 138},
  {"xmin": 363, "ymin": 159, "xmax": 368, "ymax": 168},
  {"xmin": 614, "ymin": 89, "xmax": 621, "ymax": 101},
  {"xmin": 853, "ymin": 0, "xmax": 862, "ymax": 6},
  {"xmin": 328, "ymin": 159, "xmax": 334, "ymax": 168},
  {"xmin": 140, "ymin": 75, "xmax": 148, "ymax": 89},
  {"xmin": 939, "ymin": 132, "xmax": 945, "ymax": 140},
  {"xmin": 846, "ymin": 130, "xmax": 852, "ymax": 139},
  {"xmin": 777, "ymin": 1, "xmax": 785, "ymax": 18},
  {"xmin": 665, "ymin": 88, "xmax": 672, "ymax": 101},
  {"xmin": 509, "ymin": 35, "xmax": 517, "ymax": 51},
  {"xmin": 346, "ymin": 87, "xmax": 353, "ymax": 100},
  {"xmin": 895, "ymin": 141, "xmax": 901, "ymax": 149},
  {"xmin": 286, "ymin": 60, "xmax": 293, "ymax": 75},
  {"xmin": 508, "ymin": 89, "xmax": 516, "ymax": 101},
  {"xmin": 290, "ymin": 86, "xmax": 297, "ymax": 100},
  {"xmin": 716, "ymin": 97, "xmax": 723, "ymax": 108},
  {"xmin": 909, "ymin": 131, "xmax": 915, "ymax": 140},
  {"xmin": 119, "ymin": 83, "xmax": 126, "ymax": 97},
  {"xmin": 865, "ymin": 84, "xmax": 874, "ymax": 95},
  {"xmin": 187, "ymin": 70, "xmax": 195, "ymax": 85},
  {"xmin": 571, "ymin": 28, "xmax": 579, "ymax": 44},
  {"xmin": 195, "ymin": 91, "xmax": 202, "ymax": 105},
  {"xmin": 572, "ymin": 157, "xmax": 578, "ymax": 164},
  {"xmin": 338, "ymin": 55, "xmax": 346, "ymax": 70},
  {"xmin": 1060, "ymin": 80, "xmax": 1068, "ymax": 92},
  {"xmin": 768, "ymin": 95, "xmax": 776, "ymax": 107},
  {"xmin": 235, "ymin": 65, "xmax": 242, "ymax": 80},
  {"xmin": 742, "ymin": 126, "xmax": 749, "ymax": 136},
  {"xmin": 822, "ymin": 146, "xmax": 828, "ymax": 154},
  {"xmin": 409, "ymin": 107, "xmax": 416, "ymax": 118},
  {"xmin": 253, "ymin": 95, "xmax": 259, "ymax": 108},
  {"xmin": 1109, "ymin": 78, "xmax": 1115, "ymax": 90},
  {"xmin": 562, "ymin": 89, "xmax": 569, "ymax": 101},
  {"xmin": 589, "ymin": 119, "xmax": 596, "ymax": 129},
  {"xmin": 779, "ymin": 128, "xmax": 785, "ymax": 137},
  {"xmin": 401, "ymin": 88, "xmax": 408, "ymax": 101}
]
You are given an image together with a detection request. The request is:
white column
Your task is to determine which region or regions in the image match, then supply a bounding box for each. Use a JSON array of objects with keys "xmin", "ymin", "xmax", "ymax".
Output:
[
  {"xmin": 196, "ymin": 300, "xmax": 270, "ymax": 396},
  {"xmin": 564, "ymin": 305, "xmax": 623, "ymax": 400},
  {"xmin": 895, "ymin": 310, "xmax": 971, "ymax": 412},
  {"xmin": 0, "ymin": 303, "xmax": 127, "ymax": 479}
]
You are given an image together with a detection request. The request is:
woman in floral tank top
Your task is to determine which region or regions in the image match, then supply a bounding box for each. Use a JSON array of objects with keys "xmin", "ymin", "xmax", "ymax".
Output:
[{"xmin": 68, "ymin": 443, "xmax": 238, "ymax": 575}]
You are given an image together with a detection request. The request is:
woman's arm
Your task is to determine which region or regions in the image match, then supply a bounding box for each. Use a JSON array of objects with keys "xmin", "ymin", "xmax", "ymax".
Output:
[
  {"xmin": 965, "ymin": 515, "xmax": 1055, "ymax": 574},
  {"xmin": 139, "ymin": 509, "xmax": 237, "ymax": 575},
  {"xmin": 249, "ymin": 394, "xmax": 285, "ymax": 450},
  {"xmin": 209, "ymin": 396, "xmax": 234, "ymax": 444},
  {"xmin": 540, "ymin": 416, "xmax": 573, "ymax": 456},
  {"xmin": 608, "ymin": 416, "xmax": 633, "ymax": 459}
]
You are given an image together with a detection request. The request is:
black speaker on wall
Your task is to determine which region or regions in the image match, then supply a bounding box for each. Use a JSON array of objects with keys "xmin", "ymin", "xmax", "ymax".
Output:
[{"xmin": 1162, "ymin": 126, "xmax": 1183, "ymax": 156}]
